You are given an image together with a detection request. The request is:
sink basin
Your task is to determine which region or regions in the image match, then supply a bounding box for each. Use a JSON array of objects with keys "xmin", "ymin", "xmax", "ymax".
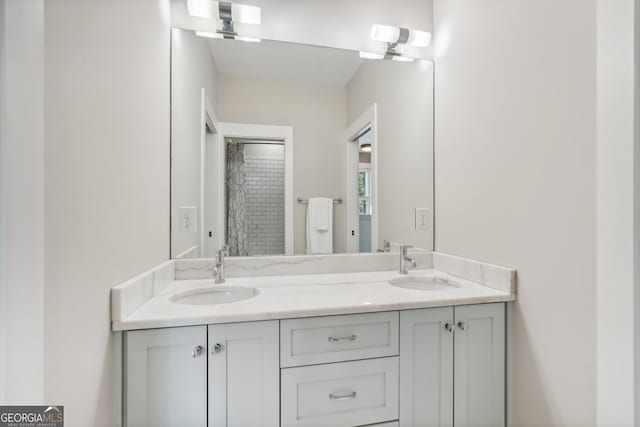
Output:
[
  {"xmin": 388, "ymin": 276, "xmax": 460, "ymax": 291},
  {"xmin": 171, "ymin": 286, "xmax": 258, "ymax": 305}
]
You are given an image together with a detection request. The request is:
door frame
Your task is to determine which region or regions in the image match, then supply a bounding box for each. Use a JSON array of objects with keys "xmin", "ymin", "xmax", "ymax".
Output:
[
  {"xmin": 216, "ymin": 122, "xmax": 294, "ymax": 256},
  {"xmin": 345, "ymin": 103, "xmax": 378, "ymax": 253},
  {"xmin": 200, "ymin": 89, "xmax": 220, "ymax": 257}
]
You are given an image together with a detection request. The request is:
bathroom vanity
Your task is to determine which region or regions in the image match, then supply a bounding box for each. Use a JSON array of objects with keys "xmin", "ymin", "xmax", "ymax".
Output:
[
  {"xmin": 113, "ymin": 20, "xmax": 517, "ymax": 427},
  {"xmin": 112, "ymin": 252, "xmax": 515, "ymax": 427}
]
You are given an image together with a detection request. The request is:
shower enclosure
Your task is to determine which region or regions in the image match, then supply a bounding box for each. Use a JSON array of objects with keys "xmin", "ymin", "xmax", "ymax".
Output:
[{"xmin": 225, "ymin": 138, "xmax": 285, "ymax": 256}]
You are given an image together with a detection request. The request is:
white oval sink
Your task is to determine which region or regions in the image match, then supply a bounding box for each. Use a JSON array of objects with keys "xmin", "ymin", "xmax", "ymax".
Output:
[
  {"xmin": 171, "ymin": 286, "xmax": 258, "ymax": 305},
  {"xmin": 388, "ymin": 276, "xmax": 460, "ymax": 291}
]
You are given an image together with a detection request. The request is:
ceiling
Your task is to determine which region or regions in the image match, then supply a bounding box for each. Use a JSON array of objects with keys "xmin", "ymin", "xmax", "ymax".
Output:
[{"xmin": 207, "ymin": 37, "xmax": 365, "ymax": 86}]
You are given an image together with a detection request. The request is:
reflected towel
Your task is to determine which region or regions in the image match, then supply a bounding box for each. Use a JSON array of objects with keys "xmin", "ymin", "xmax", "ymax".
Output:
[{"xmin": 306, "ymin": 197, "xmax": 333, "ymax": 254}]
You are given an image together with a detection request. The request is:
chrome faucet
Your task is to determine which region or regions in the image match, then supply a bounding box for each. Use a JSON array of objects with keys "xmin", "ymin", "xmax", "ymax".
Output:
[
  {"xmin": 213, "ymin": 245, "xmax": 229, "ymax": 284},
  {"xmin": 399, "ymin": 245, "xmax": 416, "ymax": 275}
]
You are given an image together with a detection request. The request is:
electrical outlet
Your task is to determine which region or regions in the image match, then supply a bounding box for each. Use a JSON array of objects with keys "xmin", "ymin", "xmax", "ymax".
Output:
[
  {"xmin": 178, "ymin": 206, "xmax": 197, "ymax": 232},
  {"xmin": 415, "ymin": 208, "xmax": 431, "ymax": 231}
]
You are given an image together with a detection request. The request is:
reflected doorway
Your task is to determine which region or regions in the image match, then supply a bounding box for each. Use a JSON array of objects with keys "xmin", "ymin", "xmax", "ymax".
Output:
[
  {"xmin": 345, "ymin": 104, "xmax": 378, "ymax": 254},
  {"xmin": 224, "ymin": 138, "xmax": 285, "ymax": 256},
  {"xmin": 357, "ymin": 130, "xmax": 373, "ymax": 253}
]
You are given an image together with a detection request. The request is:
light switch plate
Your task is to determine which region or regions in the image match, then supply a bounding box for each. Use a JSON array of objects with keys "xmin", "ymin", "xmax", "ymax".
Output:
[
  {"xmin": 415, "ymin": 208, "xmax": 431, "ymax": 231},
  {"xmin": 178, "ymin": 206, "xmax": 197, "ymax": 232}
]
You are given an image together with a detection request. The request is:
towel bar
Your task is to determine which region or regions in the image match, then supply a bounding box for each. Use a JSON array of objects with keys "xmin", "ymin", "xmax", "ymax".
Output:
[{"xmin": 297, "ymin": 197, "xmax": 343, "ymax": 204}]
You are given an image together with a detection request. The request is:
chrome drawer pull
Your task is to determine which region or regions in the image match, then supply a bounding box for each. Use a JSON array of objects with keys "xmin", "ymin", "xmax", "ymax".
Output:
[
  {"xmin": 329, "ymin": 391, "xmax": 357, "ymax": 401},
  {"xmin": 328, "ymin": 334, "xmax": 357, "ymax": 343}
]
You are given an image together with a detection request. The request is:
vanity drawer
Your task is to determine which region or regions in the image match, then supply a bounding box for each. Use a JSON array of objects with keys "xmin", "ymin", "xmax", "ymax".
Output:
[
  {"xmin": 281, "ymin": 357, "xmax": 399, "ymax": 427},
  {"xmin": 280, "ymin": 312, "xmax": 399, "ymax": 367}
]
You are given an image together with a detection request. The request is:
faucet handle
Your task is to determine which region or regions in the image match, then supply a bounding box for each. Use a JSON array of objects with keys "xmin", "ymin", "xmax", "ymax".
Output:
[{"xmin": 217, "ymin": 245, "xmax": 229, "ymax": 258}]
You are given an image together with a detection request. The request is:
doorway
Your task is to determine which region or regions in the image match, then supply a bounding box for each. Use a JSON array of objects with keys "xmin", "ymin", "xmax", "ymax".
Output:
[
  {"xmin": 224, "ymin": 138, "xmax": 286, "ymax": 256},
  {"xmin": 216, "ymin": 123, "xmax": 294, "ymax": 256},
  {"xmin": 345, "ymin": 104, "xmax": 378, "ymax": 253}
]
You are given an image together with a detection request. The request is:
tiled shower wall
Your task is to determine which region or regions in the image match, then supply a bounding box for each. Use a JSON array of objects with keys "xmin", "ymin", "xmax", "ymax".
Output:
[{"xmin": 244, "ymin": 155, "xmax": 285, "ymax": 255}]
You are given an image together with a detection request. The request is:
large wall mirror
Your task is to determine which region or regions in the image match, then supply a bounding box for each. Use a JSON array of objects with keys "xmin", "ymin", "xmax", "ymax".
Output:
[{"xmin": 170, "ymin": 28, "xmax": 434, "ymax": 258}]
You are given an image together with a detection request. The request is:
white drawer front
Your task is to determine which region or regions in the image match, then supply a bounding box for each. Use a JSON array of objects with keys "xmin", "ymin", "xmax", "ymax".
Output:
[
  {"xmin": 280, "ymin": 312, "xmax": 399, "ymax": 367},
  {"xmin": 281, "ymin": 357, "xmax": 399, "ymax": 427}
]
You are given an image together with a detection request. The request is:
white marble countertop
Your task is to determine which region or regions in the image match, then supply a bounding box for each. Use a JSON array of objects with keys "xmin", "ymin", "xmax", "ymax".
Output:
[{"xmin": 112, "ymin": 268, "xmax": 515, "ymax": 331}]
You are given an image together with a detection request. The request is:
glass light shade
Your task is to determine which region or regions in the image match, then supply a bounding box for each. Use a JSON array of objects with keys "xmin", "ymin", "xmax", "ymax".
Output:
[
  {"xmin": 187, "ymin": 0, "xmax": 218, "ymax": 19},
  {"xmin": 407, "ymin": 30, "xmax": 432, "ymax": 47},
  {"xmin": 187, "ymin": 1, "xmax": 261, "ymax": 25},
  {"xmin": 370, "ymin": 24, "xmax": 400, "ymax": 43},
  {"xmin": 370, "ymin": 24, "xmax": 431, "ymax": 48},
  {"xmin": 232, "ymin": 3, "xmax": 261, "ymax": 25},
  {"xmin": 360, "ymin": 143, "xmax": 372, "ymax": 153}
]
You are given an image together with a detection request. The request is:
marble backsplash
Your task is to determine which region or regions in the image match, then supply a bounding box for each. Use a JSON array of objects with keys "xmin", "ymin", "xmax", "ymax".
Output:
[{"xmin": 174, "ymin": 251, "xmax": 434, "ymax": 280}]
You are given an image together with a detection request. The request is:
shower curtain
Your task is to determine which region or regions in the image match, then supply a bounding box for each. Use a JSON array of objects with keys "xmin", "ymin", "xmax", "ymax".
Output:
[{"xmin": 226, "ymin": 143, "xmax": 248, "ymax": 256}]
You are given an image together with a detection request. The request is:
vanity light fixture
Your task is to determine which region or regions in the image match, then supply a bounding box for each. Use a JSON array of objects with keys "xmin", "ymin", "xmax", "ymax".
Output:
[
  {"xmin": 359, "ymin": 24, "xmax": 431, "ymax": 62},
  {"xmin": 360, "ymin": 143, "xmax": 372, "ymax": 153},
  {"xmin": 370, "ymin": 24, "xmax": 432, "ymax": 48},
  {"xmin": 187, "ymin": 0, "xmax": 260, "ymax": 24},
  {"xmin": 188, "ymin": 0, "xmax": 261, "ymax": 41}
]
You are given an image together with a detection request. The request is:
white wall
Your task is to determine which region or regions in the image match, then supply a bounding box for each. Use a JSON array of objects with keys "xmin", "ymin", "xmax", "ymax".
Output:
[
  {"xmin": 171, "ymin": 28, "xmax": 218, "ymax": 258},
  {"xmin": 0, "ymin": 0, "xmax": 5, "ymax": 402},
  {"xmin": 347, "ymin": 60, "xmax": 434, "ymax": 251},
  {"xmin": 433, "ymin": 0, "xmax": 597, "ymax": 425},
  {"xmin": 596, "ymin": 0, "xmax": 638, "ymax": 424},
  {"xmin": 216, "ymin": 73, "xmax": 347, "ymax": 254},
  {"xmin": 0, "ymin": 0, "xmax": 6, "ymax": 403},
  {"xmin": 44, "ymin": 1, "xmax": 170, "ymax": 425},
  {"xmin": 0, "ymin": 0, "xmax": 45, "ymax": 404}
]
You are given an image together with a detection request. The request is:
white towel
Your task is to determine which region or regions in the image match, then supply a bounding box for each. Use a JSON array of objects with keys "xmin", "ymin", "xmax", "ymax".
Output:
[{"xmin": 306, "ymin": 197, "xmax": 333, "ymax": 254}]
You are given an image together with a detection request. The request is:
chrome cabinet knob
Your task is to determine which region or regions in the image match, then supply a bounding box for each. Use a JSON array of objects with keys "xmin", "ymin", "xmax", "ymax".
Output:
[
  {"xmin": 212, "ymin": 343, "xmax": 224, "ymax": 354},
  {"xmin": 192, "ymin": 345, "xmax": 203, "ymax": 358},
  {"xmin": 457, "ymin": 321, "xmax": 466, "ymax": 331},
  {"xmin": 444, "ymin": 322, "xmax": 454, "ymax": 333}
]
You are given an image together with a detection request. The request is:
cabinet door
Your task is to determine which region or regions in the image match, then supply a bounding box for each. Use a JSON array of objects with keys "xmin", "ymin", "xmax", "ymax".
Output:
[
  {"xmin": 454, "ymin": 303, "xmax": 505, "ymax": 427},
  {"xmin": 209, "ymin": 320, "xmax": 279, "ymax": 427},
  {"xmin": 399, "ymin": 307, "xmax": 454, "ymax": 427},
  {"xmin": 125, "ymin": 326, "xmax": 207, "ymax": 427}
]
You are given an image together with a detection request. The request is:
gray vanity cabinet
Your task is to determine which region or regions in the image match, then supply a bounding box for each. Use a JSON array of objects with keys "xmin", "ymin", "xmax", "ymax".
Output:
[
  {"xmin": 400, "ymin": 307, "xmax": 454, "ymax": 427},
  {"xmin": 124, "ymin": 321, "xmax": 279, "ymax": 427},
  {"xmin": 124, "ymin": 326, "xmax": 208, "ymax": 427},
  {"xmin": 453, "ymin": 303, "xmax": 505, "ymax": 427},
  {"xmin": 399, "ymin": 303, "xmax": 505, "ymax": 427},
  {"xmin": 124, "ymin": 304, "xmax": 505, "ymax": 427},
  {"xmin": 208, "ymin": 320, "xmax": 280, "ymax": 427}
]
